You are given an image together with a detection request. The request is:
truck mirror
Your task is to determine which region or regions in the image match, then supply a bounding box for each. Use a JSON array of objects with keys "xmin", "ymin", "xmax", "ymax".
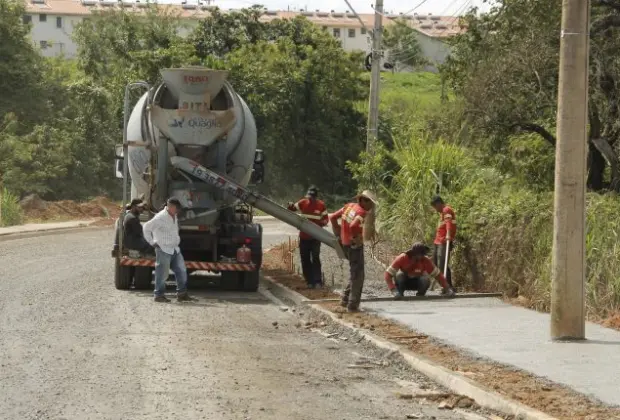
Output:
[
  {"xmin": 114, "ymin": 144, "xmax": 124, "ymax": 158},
  {"xmin": 115, "ymin": 157, "xmax": 124, "ymax": 179},
  {"xmin": 254, "ymin": 149, "xmax": 265, "ymax": 165},
  {"xmin": 251, "ymin": 162, "xmax": 265, "ymax": 184}
]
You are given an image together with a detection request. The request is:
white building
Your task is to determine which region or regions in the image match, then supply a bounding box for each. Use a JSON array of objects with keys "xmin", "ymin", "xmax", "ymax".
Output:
[{"xmin": 23, "ymin": 0, "xmax": 463, "ymax": 69}]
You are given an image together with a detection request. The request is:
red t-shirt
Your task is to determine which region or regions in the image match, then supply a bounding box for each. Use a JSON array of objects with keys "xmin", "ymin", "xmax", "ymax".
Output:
[
  {"xmin": 434, "ymin": 205, "xmax": 457, "ymax": 245},
  {"xmin": 384, "ymin": 253, "xmax": 447, "ymax": 289},
  {"xmin": 329, "ymin": 202, "xmax": 367, "ymax": 247},
  {"xmin": 289, "ymin": 198, "xmax": 328, "ymax": 240}
]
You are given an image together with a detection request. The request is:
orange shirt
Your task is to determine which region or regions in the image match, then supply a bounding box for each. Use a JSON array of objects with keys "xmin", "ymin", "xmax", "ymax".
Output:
[
  {"xmin": 384, "ymin": 253, "xmax": 447, "ymax": 289},
  {"xmin": 329, "ymin": 202, "xmax": 367, "ymax": 247},
  {"xmin": 289, "ymin": 198, "xmax": 328, "ymax": 240},
  {"xmin": 434, "ymin": 205, "xmax": 457, "ymax": 245}
]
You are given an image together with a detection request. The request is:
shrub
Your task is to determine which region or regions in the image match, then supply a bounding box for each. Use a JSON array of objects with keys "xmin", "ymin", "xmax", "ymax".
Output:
[{"xmin": 0, "ymin": 188, "xmax": 23, "ymax": 226}]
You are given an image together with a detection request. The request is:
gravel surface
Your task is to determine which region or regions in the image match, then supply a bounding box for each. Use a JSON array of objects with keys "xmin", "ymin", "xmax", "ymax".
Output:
[{"xmin": 0, "ymin": 227, "xmax": 472, "ymax": 420}]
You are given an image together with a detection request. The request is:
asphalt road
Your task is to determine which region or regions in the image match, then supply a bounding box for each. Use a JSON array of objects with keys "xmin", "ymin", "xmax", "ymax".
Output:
[{"xmin": 0, "ymin": 220, "xmax": 474, "ymax": 420}]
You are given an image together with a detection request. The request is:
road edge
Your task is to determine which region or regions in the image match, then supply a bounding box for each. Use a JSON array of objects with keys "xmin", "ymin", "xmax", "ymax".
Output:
[
  {"xmin": 0, "ymin": 224, "xmax": 112, "ymax": 242},
  {"xmin": 259, "ymin": 275, "xmax": 557, "ymax": 420}
]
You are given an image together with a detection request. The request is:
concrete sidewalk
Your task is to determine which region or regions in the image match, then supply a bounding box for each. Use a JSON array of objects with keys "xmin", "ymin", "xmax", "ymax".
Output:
[
  {"xmin": 0, "ymin": 220, "xmax": 98, "ymax": 236},
  {"xmin": 365, "ymin": 297, "xmax": 620, "ymax": 407}
]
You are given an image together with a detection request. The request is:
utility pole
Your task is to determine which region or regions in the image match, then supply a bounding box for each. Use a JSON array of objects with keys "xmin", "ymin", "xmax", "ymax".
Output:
[
  {"xmin": 366, "ymin": 0, "xmax": 383, "ymax": 153},
  {"xmin": 551, "ymin": 0, "xmax": 590, "ymax": 341}
]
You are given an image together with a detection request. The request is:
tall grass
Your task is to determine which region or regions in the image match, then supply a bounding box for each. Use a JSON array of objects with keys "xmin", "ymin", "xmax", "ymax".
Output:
[{"xmin": 0, "ymin": 188, "xmax": 23, "ymax": 227}]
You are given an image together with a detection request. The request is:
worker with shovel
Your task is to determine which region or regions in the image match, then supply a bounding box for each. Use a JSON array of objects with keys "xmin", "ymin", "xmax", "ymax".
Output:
[
  {"xmin": 329, "ymin": 190, "xmax": 377, "ymax": 312},
  {"xmin": 431, "ymin": 195, "xmax": 456, "ymax": 292},
  {"xmin": 384, "ymin": 242, "xmax": 455, "ymax": 298}
]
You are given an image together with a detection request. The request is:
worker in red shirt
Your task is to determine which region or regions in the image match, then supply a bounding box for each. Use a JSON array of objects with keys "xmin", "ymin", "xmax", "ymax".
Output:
[
  {"xmin": 288, "ymin": 186, "xmax": 328, "ymax": 288},
  {"xmin": 329, "ymin": 190, "xmax": 377, "ymax": 312},
  {"xmin": 384, "ymin": 242, "xmax": 455, "ymax": 298},
  {"xmin": 431, "ymin": 195, "xmax": 456, "ymax": 291}
]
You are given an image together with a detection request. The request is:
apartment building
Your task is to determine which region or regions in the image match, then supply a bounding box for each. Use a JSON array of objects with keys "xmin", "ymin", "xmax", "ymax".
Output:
[{"xmin": 23, "ymin": 0, "xmax": 463, "ymax": 68}]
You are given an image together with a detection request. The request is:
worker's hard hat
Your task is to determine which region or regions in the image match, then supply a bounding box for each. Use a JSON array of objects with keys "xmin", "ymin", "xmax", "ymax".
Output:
[{"xmin": 356, "ymin": 190, "xmax": 378, "ymax": 205}]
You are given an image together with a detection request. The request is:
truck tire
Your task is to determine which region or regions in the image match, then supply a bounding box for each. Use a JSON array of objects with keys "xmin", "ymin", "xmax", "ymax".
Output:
[
  {"xmin": 241, "ymin": 270, "xmax": 259, "ymax": 292},
  {"xmin": 133, "ymin": 267, "xmax": 153, "ymax": 290},
  {"xmin": 114, "ymin": 258, "xmax": 133, "ymax": 290}
]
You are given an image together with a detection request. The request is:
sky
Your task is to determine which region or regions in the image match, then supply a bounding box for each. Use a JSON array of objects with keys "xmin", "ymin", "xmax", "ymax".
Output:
[{"xmin": 209, "ymin": 0, "xmax": 494, "ymax": 15}]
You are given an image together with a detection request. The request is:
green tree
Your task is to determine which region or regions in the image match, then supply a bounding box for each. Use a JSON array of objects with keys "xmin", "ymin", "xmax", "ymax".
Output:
[
  {"xmin": 0, "ymin": 0, "xmax": 50, "ymax": 128},
  {"xmin": 221, "ymin": 18, "xmax": 368, "ymax": 197},
  {"xmin": 382, "ymin": 19, "xmax": 427, "ymax": 70},
  {"xmin": 442, "ymin": 0, "xmax": 620, "ymax": 191}
]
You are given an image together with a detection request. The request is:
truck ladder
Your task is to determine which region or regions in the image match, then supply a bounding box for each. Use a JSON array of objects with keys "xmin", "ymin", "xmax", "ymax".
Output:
[{"xmin": 170, "ymin": 156, "xmax": 347, "ymax": 259}]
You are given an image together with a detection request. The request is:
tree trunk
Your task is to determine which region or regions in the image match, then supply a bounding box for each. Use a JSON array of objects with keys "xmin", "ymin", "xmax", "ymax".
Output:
[
  {"xmin": 591, "ymin": 137, "xmax": 620, "ymax": 191},
  {"xmin": 587, "ymin": 145, "xmax": 606, "ymax": 190}
]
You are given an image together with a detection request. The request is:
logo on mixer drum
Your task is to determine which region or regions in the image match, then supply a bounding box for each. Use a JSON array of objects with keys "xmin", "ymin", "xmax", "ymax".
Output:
[{"xmin": 183, "ymin": 75, "xmax": 209, "ymax": 84}]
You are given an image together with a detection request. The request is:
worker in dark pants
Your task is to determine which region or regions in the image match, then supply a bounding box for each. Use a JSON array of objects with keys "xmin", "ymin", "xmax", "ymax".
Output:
[
  {"xmin": 329, "ymin": 190, "xmax": 377, "ymax": 312},
  {"xmin": 384, "ymin": 242, "xmax": 455, "ymax": 298},
  {"xmin": 431, "ymin": 195, "xmax": 457, "ymax": 291},
  {"xmin": 123, "ymin": 198, "xmax": 154, "ymax": 255},
  {"xmin": 288, "ymin": 186, "xmax": 328, "ymax": 288}
]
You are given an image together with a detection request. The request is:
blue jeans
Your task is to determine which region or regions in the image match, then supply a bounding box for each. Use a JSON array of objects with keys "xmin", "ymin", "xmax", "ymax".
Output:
[{"xmin": 154, "ymin": 248, "xmax": 188, "ymax": 297}]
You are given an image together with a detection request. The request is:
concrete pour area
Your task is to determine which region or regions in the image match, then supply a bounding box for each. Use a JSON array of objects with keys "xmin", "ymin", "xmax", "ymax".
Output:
[{"xmin": 363, "ymin": 297, "xmax": 620, "ymax": 407}]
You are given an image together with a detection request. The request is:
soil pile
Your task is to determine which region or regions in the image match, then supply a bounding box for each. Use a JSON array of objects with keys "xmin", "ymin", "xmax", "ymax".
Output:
[{"xmin": 20, "ymin": 194, "xmax": 121, "ymax": 222}]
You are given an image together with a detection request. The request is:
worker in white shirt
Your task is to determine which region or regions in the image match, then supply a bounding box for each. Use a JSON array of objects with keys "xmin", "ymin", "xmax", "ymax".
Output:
[{"xmin": 143, "ymin": 197, "xmax": 192, "ymax": 303}]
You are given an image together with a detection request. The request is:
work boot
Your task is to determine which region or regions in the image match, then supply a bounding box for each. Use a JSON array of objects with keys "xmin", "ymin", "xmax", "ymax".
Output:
[
  {"xmin": 154, "ymin": 295, "xmax": 171, "ymax": 303},
  {"xmin": 340, "ymin": 299, "xmax": 348, "ymax": 308},
  {"xmin": 391, "ymin": 289, "xmax": 404, "ymax": 300},
  {"xmin": 442, "ymin": 287, "xmax": 456, "ymax": 297},
  {"xmin": 177, "ymin": 292, "xmax": 193, "ymax": 302},
  {"xmin": 347, "ymin": 306, "xmax": 360, "ymax": 313}
]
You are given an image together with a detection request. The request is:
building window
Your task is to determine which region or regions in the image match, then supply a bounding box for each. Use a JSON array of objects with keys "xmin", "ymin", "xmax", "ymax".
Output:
[
  {"xmin": 333, "ymin": 28, "xmax": 341, "ymax": 38},
  {"xmin": 40, "ymin": 40, "xmax": 49, "ymax": 49},
  {"xmin": 56, "ymin": 16, "xmax": 62, "ymax": 28},
  {"xmin": 348, "ymin": 28, "xmax": 356, "ymax": 38},
  {"xmin": 39, "ymin": 14, "xmax": 47, "ymax": 22},
  {"xmin": 361, "ymin": 27, "xmax": 367, "ymax": 35},
  {"xmin": 23, "ymin": 15, "xmax": 32, "ymax": 24}
]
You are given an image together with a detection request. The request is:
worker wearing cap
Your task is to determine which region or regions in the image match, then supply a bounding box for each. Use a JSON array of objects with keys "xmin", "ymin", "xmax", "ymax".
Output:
[
  {"xmin": 287, "ymin": 186, "xmax": 328, "ymax": 288},
  {"xmin": 384, "ymin": 242, "xmax": 455, "ymax": 299},
  {"xmin": 329, "ymin": 190, "xmax": 377, "ymax": 312},
  {"xmin": 122, "ymin": 198, "xmax": 153, "ymax": 255},
  {"xmin": 431, "ymin": 195, "xmax": 456, "ymax": 290}
]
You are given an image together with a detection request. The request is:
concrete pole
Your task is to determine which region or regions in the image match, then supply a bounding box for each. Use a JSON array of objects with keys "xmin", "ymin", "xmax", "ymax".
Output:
[
  {"xmin": 366, "ymin": 0, "xmax": 383, "ymax": 153},
  {"xmin": 551, "ymin": 0, "xmax": 590, "ymax": 341}
]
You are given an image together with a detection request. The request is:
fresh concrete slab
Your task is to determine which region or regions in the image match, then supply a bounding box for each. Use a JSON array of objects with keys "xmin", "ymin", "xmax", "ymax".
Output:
[{"xmin": 365, "ymin": 297, "xmax": 620, "ymax": 407}]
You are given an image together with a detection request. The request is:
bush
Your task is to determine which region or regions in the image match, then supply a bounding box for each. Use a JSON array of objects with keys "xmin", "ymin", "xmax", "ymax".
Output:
[{"xmin": 0, "ymin": 188, "xmax": 23, "ymax": 226}]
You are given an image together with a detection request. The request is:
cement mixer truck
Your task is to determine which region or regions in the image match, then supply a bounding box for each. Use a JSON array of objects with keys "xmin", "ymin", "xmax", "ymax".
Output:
[{"xmin": 112, "ymin": 67, "xmax": 345, "ymax": 292}]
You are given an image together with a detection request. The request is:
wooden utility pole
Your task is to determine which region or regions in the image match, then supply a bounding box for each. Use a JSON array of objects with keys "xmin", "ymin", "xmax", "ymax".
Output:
[
  {"xmin": 366, "ymin": 0, "xmax": 383, "ymax": 153},
  {"xmin": 551, "ymin": 0, "xmax": 590, "ymax": 341}
]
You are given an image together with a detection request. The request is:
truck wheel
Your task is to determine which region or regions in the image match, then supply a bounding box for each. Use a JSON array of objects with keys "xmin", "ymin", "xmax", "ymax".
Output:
[
  {"xmin": 241, "ymin": 270, "xmax": 259, "ymax": 292},
  {"xmin": 114, "ymin": 259, "xmax": 133, "ymax": 290},
  {"xmin": 133, "ymin": 267, "xmax": 153, "ymax": 290}
]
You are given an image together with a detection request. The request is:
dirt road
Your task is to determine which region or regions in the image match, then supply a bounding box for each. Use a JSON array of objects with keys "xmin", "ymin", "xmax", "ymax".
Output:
[{"xmin": 0, "ymin": 222, "xmax": 475, "ymax": 420}]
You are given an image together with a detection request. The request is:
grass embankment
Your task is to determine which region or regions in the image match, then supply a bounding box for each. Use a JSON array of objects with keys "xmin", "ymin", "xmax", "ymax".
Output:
[{"xmin": 354, "ymin": 71, "xmax": 620, "ymax": 323}]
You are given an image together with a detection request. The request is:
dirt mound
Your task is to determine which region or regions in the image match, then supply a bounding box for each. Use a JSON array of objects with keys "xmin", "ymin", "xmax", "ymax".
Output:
[{"xmin": 21, "ymin": 194, "xmax": 122, "ymax": 222}]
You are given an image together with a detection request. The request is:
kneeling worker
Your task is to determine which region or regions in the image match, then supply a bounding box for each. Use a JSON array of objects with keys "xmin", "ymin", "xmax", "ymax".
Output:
[{"xmin": 384, "ymin": 242, "xmax": 455, "ymax": 299}]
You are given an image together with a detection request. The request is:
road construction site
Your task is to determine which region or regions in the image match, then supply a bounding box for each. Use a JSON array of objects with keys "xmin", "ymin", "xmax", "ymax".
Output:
[
  {"xmin": 261, "ymin": 237, "xmax": 620, "ymax": 419},
  {"xmin": 0, "ymin": 221, "xmax": 500, "ymax": 420}
]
